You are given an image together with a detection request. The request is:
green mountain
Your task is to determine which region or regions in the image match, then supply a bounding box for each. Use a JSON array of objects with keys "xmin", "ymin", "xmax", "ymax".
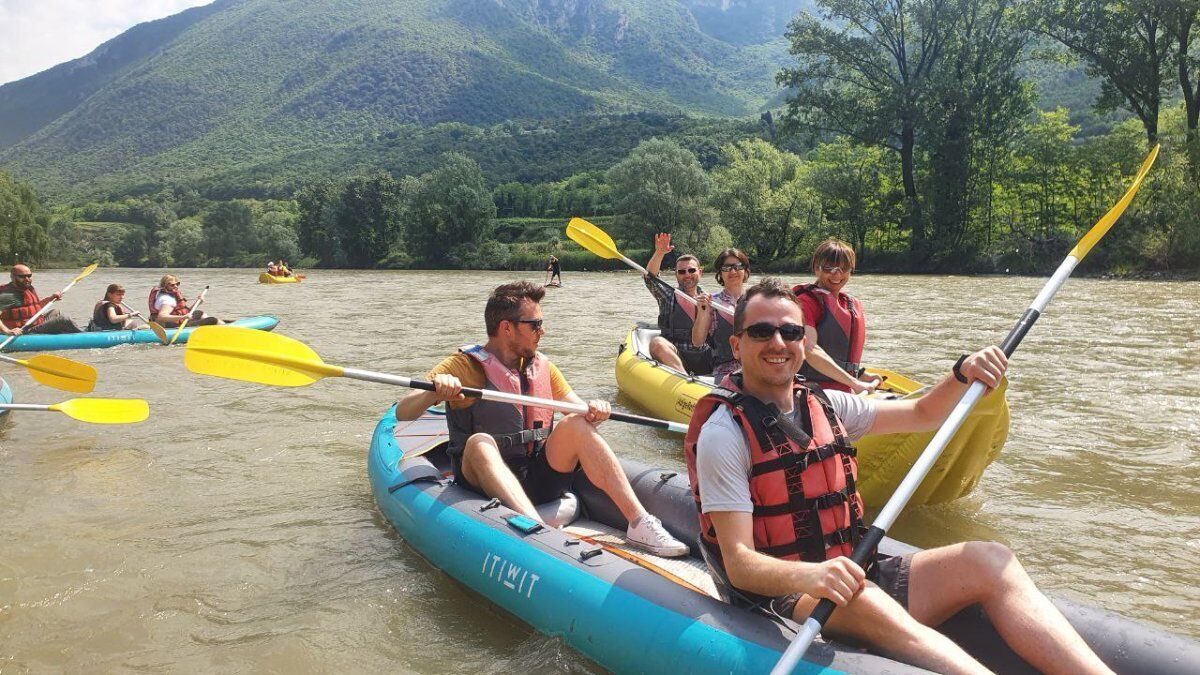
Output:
[{"xmin": 0, "ymin": 0, "xmax": 794, "ymax": 198}]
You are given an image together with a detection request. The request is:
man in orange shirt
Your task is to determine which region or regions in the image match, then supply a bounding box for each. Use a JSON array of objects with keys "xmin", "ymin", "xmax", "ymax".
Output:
[{"xmin": 394, "ymin": 281, "xmax": 688, "ymax": 557}]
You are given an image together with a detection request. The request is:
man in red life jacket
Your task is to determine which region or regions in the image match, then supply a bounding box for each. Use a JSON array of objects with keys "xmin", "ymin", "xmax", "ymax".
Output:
[
  {"xmin": 685, "ymin": 278, "xmax": 1113, "ymax": 675},
  {"xmin": 0, "ymin": 264, "xmax": 82, "ymax": 337},
  {"xmin": 394, "ymin": 281, "xmax": 689, "ymax": 558}
]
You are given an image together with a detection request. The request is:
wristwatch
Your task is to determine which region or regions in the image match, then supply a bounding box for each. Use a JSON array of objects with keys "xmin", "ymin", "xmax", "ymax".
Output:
[{"xmin": 953, "ymin": 354, "xmax": 970, "ymax": 384}]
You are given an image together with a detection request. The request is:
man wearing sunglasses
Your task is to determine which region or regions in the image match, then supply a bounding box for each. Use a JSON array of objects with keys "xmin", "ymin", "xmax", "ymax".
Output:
[
  {"xmin": 0, "ymin": 264, "xmax": 82, "ymax": 336},
  {"xmin": 683, "ymin": 279, "xmax": 1111, "ymax": 674},
  {"xmin": 394, "ymin": 281, "xmax": 689, "ymax": 557},
  {"xmin": 642, "ymin": 232, "xmax": 713, "ymax": 375}
]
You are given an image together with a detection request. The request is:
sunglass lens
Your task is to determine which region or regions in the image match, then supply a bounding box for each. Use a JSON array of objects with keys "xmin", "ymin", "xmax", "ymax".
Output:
[
  {"xmin": 779, "ymin": 324, "xmax": 805, "ymax": 341},
  {"xmin": 745, "ymin": 323, "xmax": 776, "ymax": 339}
]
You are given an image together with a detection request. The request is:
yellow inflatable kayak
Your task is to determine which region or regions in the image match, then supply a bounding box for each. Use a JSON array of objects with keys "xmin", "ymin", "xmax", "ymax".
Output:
[
  {"xmin": 615, "ymin": 327, "xmax": 1010, "ymax": 507},
  {"xmin": 258, "ymin": 272, "xmax": 301, "ymax": 284}
]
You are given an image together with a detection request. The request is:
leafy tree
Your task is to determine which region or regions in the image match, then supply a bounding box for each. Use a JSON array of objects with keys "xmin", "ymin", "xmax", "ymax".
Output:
[
  {"xmin": 605, "ymin": 138, "xmax": 713, "ymax": 247},
  {"xmin": 1031, "ymin": 0, "xmax": 1175, "ymax": 145},
  {"xmin": 334, "ymin": 173, "xmax": 407, "ymax": 268},
  {"xmin": 203, "ymin": 201, "xmax": 254, "ymax": 262},
  {"xmin": 158, "ymin": 218, "xmax": 205, "ymax": 267},
  {"xmin": 0, "ymin": 171, "xmax": 51, "ymax": 263},
  {"xmin": 407, "ymin": 154, "xmax": 496, "ymax": 265},
  {"xmin": 296, "ymin": 180, "xmax": 343, "ymax": 266},
  {"xmin": 806, "ymin": 138, "xmax": 900, "ymax": 260},
  {"xmin": 710, "ymin": 139, "xmax": 821, "ymax": 264},
  {"xmin": 254, "ymin": 211, "xmax": 301, "ymax": 262}
]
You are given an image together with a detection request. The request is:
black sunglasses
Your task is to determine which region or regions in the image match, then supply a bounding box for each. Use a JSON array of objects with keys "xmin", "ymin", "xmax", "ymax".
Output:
[
  {"xmin": 675, "ymin": 267, "xmax": 698, "ymax": 274},
  {"xmin": 514, "ymin": 318, "xmax": 544, "ymax": 331},
  {"xmin": 739, "ymin": 322, "xmax": 806, "ymax": 342},
  {"xmin": 720, "ymin": 263, "xmax": 748, "ymax": 272},
  {"xmin": 14, "ymin": 273, "xmax": 33, "ymax": 279}
]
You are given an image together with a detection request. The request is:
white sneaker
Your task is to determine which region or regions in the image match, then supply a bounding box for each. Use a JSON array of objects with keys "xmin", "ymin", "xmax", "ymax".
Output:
[{"xmin": 626, "ymin": 514, "xmax": 689, "ymax": 558}]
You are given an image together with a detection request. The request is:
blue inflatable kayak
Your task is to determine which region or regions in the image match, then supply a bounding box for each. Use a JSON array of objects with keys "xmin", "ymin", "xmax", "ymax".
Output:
[
  {"xmin": 368, "ymin": 407, "xmax": 1199, "ymax": 674},
  {"xmin": 1, "ymin": 316, "xmax": 279, "ymax": 352}
]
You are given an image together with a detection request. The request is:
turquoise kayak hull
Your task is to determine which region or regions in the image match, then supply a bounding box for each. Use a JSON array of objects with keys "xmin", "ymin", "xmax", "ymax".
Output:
[
  {"xmin": 1, "ymin": 316, "xmax": 279, "ymax": 352},
  {"xmin": 368, "ymin": 407, "xmax": 1200, "ymax": 674},
  {"xmin": 0, "ymin": 377, "xmax": 11, "ymax": 416}
]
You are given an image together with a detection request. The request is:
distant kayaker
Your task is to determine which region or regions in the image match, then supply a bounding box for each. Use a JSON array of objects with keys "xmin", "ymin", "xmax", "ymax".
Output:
[
  {"xmin": 267, "ymin": 261, "xmax": 280, "ymax": 276},
  {"xmin": 685, "ymin": 279, "xmax": 1113, "ymax": 674},
  {"xmin": 691, "ymin": 248, "xmax": 750, "ymax": 385},
  {"xmin": 277, "ymin": 260, "xmax": 293, "ymax": 277},
  {"xmin": 0, "ymin": 264, "xmax": 82, "ymax": 336},
  {"xmin": 149, "ymin": 275, "xmax": 224, "ymax": 327},
  {"xmin": 394, "ymin": 280, "xmax": 689, "ymax": 557},
  {"xmin": 545, "ymin": 255, "xmax": 562, "ymax": 286},
  {"xmin": 87, "ymin": 284, "xmax": 142, "ymax": 331},
  {"xmin": 643, "ymin": 232, "xmax": 712, "ymax": 375},
  {"xmin": 794, "ymin": 238, "xmax": 881, "ymax": 393}
]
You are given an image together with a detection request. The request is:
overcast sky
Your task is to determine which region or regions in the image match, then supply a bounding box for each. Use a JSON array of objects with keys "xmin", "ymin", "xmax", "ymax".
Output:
[{"xmin": 0, "ymin": 0, "xmax": 214, "ymax": 85}]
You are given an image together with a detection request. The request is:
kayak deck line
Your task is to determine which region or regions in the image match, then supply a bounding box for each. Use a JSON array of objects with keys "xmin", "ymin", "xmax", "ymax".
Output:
[{"xmin": 1, "ymin": 316, "xmax": 280, "ymax": 353}]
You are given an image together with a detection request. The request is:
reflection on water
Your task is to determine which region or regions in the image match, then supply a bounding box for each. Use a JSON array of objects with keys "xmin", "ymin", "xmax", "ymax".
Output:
[{"xmin": 0, "ymin": 268, "xmax": 1196, "ymax": 670}]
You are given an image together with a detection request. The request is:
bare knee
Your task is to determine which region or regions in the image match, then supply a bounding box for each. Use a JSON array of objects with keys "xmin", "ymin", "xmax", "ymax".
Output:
[
  {"xmin": 649, "ymin": 337, "xmax": 678, "ymax": 359},
  {"xmin": 462, "ymin": 433, "xmax": 503, "ymax": 465}
]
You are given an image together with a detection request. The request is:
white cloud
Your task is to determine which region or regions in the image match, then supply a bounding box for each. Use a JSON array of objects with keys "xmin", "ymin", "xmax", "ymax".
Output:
[{"xmin": 0, "ymin": 0, "xmax": 214, "ymax": 85}]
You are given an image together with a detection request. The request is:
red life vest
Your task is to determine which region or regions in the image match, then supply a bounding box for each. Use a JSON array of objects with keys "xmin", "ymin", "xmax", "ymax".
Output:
[
  {"xmin": 683, "ymin": 375, "xmax": 865, "ymax": 563},
  {"xmin": 0, "ymin": 283, "xmax": 46, "ymax": 329},
  {"xmin": 445, "ymin": 345, "xmax": 556, "ymax": 475},
  {"xmin": 794, "ymin": 283, "xmax": 866, "ymax": 392},
  {"xmin": 148, "ymin": 287, "xmax": 190, "ymax": 317}
]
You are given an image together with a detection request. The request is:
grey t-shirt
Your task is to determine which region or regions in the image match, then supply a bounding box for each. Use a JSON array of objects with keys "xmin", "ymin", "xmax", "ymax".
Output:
[{"xmin": 696, "ymin": 390, "xmax": 877, "ymax": 514}]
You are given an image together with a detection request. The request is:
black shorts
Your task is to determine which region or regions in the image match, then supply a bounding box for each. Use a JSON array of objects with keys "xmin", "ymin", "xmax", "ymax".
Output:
[
  {"xmin": 771, "ymin": 553, "xmax": 913, "ymax": 620},
  {"xmin": 452, "ymin": 442, "xmax": 577, "ymax": 505}
]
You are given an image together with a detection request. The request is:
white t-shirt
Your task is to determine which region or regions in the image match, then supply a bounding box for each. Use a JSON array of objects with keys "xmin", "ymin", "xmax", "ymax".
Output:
[
  {"xmin": 695, "ymin": 390, "xmax": 877, "ymax": 514},
  {"xmin": 154, "ymin": 293, "xmax": 178, "ymax": 313}
]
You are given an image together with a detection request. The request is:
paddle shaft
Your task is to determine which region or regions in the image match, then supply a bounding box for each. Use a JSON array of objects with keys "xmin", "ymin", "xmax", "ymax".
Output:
[
  {"xmin": 168, "ymin": 286, "xmax": 209, "ymax": 345},
  {"xmin": 771, "ymin": 142, "xmax": 1161, "ymax": 673},
  {"xmin": 0, "ymin": 403, "xmax": 56, "ymax": 413},
  {"xmin": 0, "ymin": 274, "xmax": 87, "ymax": 351},
  {"xmin": 344, "ymin": 367, "xmax": 689, "ymax": 434}
]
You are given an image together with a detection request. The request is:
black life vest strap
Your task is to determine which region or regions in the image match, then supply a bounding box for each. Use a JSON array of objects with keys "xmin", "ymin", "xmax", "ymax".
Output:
[
  {"xmin": 491, "ymin": 426, "xmax": 552, "ymax": 450},
  {"xmin": 753, "ymin": 485, "xmax": 855, "ymax": 517},
  {"xmin": 758, "ymin": 526, "xmax": 860, "ymax": 558}
]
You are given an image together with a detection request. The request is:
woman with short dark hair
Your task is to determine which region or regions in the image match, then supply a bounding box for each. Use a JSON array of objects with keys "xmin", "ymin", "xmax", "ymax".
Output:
[
  {"xmin": 691, "ymin": 248, "xmax": 750, "ymax": 385},
  {"xmin": 87, "ymin": 284, "xmax": 141, "ymax": 331}
]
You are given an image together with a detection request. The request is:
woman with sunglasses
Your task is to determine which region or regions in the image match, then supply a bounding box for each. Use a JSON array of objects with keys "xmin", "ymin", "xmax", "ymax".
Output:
[
  {"xmin": 794, "ymin": 238, "xmax": 881, "ymax": 393},
  {"xmin": 692, "ymin": 248, "xmax": 750, "ymax": 385},
  {"xmin": 149, "ymin": 275, "xmax": 224, "ymax": 327}
]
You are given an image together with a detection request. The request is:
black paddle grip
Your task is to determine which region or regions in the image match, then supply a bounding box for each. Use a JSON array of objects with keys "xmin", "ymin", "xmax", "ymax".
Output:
[
  {"xmin": 807, "ymin": 525, "xmax": 887, "ymax": 628},
  {"xmin": 999, "ymin": 308, "xmax": 1040, "ymax": 357}
]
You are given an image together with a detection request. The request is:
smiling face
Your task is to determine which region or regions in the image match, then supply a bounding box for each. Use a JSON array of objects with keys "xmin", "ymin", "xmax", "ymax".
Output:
[
  {"xmin": 675, "ymin": 257, "xmax": 701, "ymax": 294},
  {"xmin": 815, "ymin": 264, "xmax": 852, "ymax": 294},
  {"xmin": 732, "ymin": 294, "xmax": 807, "ymax": 389},
  {"xmin": 718, "ymin": 254, "xmax": 749, "ymax": 289}
]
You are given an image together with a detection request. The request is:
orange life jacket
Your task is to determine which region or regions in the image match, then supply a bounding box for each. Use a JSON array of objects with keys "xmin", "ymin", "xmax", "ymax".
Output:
[
  {"xmin": 148, "ymin": 287, "xmax": 190, "ymax": 317},
  {"xmin": 446, "ymin": 345, "xmax": 555, "ymax": 475},
  {"xmin": 684, "ymin": 374, "xmax": 865, "ymax": 563},
  {"xmin": 794, "ymin": 283, "xmax": 866, "ymax": 392},
  {"xmin": 0, "ymin": 283, "xmax": 45, "ymax": 329}
]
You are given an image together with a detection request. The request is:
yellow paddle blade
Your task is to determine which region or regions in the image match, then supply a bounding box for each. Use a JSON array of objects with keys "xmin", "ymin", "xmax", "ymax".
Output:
[
  {"xmin": 147, "ymin": 322, "xmax": 168, "ymax": 344},
  {"xmin": 566, "ymin": 217, "xmax": 622, "ymax": 260},
  {"xmin": 185, "ymin": 326, "xmax": 344, "ymax": 387},
  {"xmin": 49, "ymin": 398, "xmax": 149, "ymax": 424},
  {"xmin": 1070, "ymin": 144, "xmax": 1160, "ymax": 261},
  {"xmin": 73, "ymin": 263, "xmax": 99, "ymax": 283},
  {"xmin": 24, "ymin": 354, "xmax": 98, "ymax": 394}
]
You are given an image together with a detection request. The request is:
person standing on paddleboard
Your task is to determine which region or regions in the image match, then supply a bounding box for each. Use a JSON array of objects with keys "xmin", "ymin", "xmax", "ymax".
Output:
[
  {"xmin": 394, "ymin": 281, "xmax": 689, "ymax": 558},
  {"xmin": 686, "ymin": 279, "xmax": 1113, "ymax": 675},
  {"xmin": 0, "ymin": 264, "xmax": 82, "ymax": 336},
  {"xmin": 546, "ymin": 254, "xmax": 562, "ymax": 286}
]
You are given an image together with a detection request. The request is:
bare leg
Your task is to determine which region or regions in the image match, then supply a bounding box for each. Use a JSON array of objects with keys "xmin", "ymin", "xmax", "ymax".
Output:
[
  {"xmin": 648, "ymin": 336, "xmax": 687, "ymax": 372},
  {"xmin": 792, "ymin": 585, "xmax": 990, "ymax": 675},
  {"xmin": 459, "ymin": 433, "xmax": 540, "ymax": 520},
  {"xmin": 907, "ymin": 542, "xmax": 1114, "ymax": 675},
  {"xmin": 544, "ymin": 414, "xmax": 646, "ymax": 523}
]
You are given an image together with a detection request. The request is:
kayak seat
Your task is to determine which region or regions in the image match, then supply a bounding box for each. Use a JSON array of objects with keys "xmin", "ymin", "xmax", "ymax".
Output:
[
  {"xmin": 698, "ymin": 536, "xmax": 762, "ymax": 608},
  {"xmin": 535, "ymin": 492, "xmax": 580, "ymax": 528}
]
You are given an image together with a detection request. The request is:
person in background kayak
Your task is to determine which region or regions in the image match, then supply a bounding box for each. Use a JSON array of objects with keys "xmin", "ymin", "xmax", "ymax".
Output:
[
  {"xmin": 686, "ymin": 279, "xmax": 1113, "ymax": 675},
  {"xmin": 87, "ymin": 284, "xmax": 142, "ymax": 331},
  {"xmin": 149, "ymin": 275, "xmax": 224, "ymax": 327},
  {"xmin": 691, "ymin": 247, "xmax": 750, "ymax": 385},
  {"xmin": 795, "ymin": 238, "xmax": 881, "ymax": 393},
  {"xmin": 394, "ymin": 281, "xmax": 689, "ymax": 558},
  {"xmin": 267, "ymin": 261, "xmax": 280, "ymax": 276},
  {"xmin": 644, "ymin": 232, "xmax": 712, "ymax": 375},
  {"xmin": 0, "ymin": 264, "xmax": 82, "ymax": 336}
]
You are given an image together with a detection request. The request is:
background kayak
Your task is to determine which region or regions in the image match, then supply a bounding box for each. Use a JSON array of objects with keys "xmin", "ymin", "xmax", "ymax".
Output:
[
  {"xmin": 259, "ymin": 273, "xmax": 301, "ymax": 284},
  {"xmin": 0, "ymin": 376, "xmax": 11, "ymax": 415},
  {"xmin": 1, "ymin": 315, "xmax": 280, "ymax": 352}
]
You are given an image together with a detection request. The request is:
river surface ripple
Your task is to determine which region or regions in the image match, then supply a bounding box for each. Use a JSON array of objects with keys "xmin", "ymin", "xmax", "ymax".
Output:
[{"xmin": 0, "ymin": 268, "xmax": 1196, "ymax": 672}]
